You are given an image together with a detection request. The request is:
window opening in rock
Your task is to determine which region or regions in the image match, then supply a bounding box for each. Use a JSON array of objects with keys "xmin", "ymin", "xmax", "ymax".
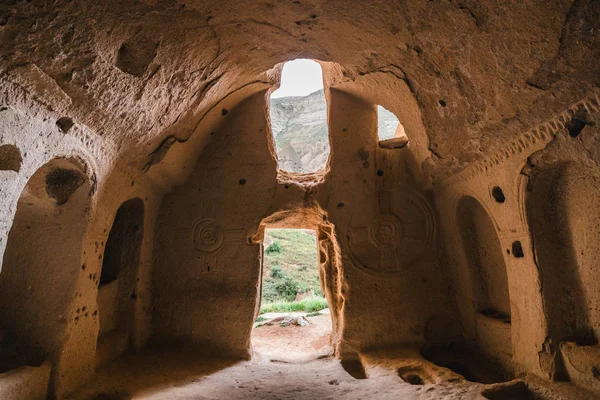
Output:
[
  {"xmin": 252, "ymin": 228, "xmax": 332, "ymax": 361},
  {"xmin": 269, "ymin": 59, "xmax": 329, "ymax": 175},
  {"xmin": 377, "ymin": 105, "xmax": 408, "ymax": 149}
]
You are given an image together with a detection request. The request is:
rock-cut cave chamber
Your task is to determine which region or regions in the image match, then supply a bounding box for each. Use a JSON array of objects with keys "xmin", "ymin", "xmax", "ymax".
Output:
[{"xmin": 0, "ymin": 1, "xmax": 599, "ymax": 399}]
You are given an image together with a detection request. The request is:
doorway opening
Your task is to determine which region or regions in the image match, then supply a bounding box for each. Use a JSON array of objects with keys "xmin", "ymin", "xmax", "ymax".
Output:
[
  {"xmin": 268, "ymin": 59, "xmax": 330, "ymax": 176},
  {"xmin": 251, "ymin": 228, "xmax": 332, "ymax": 361},
  {"xmin": 96, "ymin": 198, "xmax": 144, "ymax": 368}
]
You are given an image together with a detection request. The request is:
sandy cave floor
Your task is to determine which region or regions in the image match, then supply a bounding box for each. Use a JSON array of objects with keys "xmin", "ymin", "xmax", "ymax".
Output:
[
  {"xmin": 69, "ymin": 312, "xmax": 598, "ymax": 400},
  {"xmin": 69, "ymin": 352, "xmax": 599, "ymax": 400}
]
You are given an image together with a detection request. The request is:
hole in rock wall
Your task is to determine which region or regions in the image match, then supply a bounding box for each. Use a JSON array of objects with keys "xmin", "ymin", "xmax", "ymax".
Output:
[
  {"xmin": 252, "ymin": 228, "xmax": 332, "ymax": 361},
  {"xmin": 100, "ymin": 199, "xmax": 144, "ymax": 286},
  {"xmin": 56, "ymin": 117, "xmax": 74, "ymax": 133},
  {"xmin": 96, "ymin": 198, "xmax": 144, "ymax": 367},
  {"xmin": 567, "ymin": 118, "xmax": 587, "ymax": 138},
  {"xmin": 401, "ymin": 373, "xmax": 424, "ymax": 385},
  {"xmin": 397, "ymin": 366, "xmax": 433, "ymax": 385},
  {"xmin": 45, "ymin": 167, "xmax": 85, "ymax": 205},
  {"xmin": 511, "ymin": 241, "xmax": 524, "ymax": 258},
  {"xmin": 0, "ymin": 144, "xmax": 22, "ymax": 172},
  {"xmin": 269, "ymin": 59, "xmax": 330, "ymax": 175},
  {"xmin": 0, "ymin": 158, "xmax": 91, "ymax": 372},
  {"xmin": 341, "ymin": 359, "xmax": 368, "ymax": 379},
  {"xmin": 377, "ymin": 105, "xmax": 409, "ymax": 148},
  {"xmin": 377, "ymin": 105, "xmax": 406, "ymax": 141},
  {"xmin": 491, "ymin": 186, "xmax": 506, "ymax": 203},
  {"xmin": 115, "ymin": 33, "xmax": 158, "ymax": 77}
]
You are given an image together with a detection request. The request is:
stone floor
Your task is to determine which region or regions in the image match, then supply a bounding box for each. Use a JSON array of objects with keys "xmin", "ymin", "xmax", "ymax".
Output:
[
  {"xmin": 70, "ymin": 308, "xmax": 597, "ymax": 400},
  {"xmin": 69, "ymin": 344, "xmax": 598, "ymax": 400}
]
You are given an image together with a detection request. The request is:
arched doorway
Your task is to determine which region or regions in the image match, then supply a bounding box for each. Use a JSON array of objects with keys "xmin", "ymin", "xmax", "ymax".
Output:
[
  {"xmin": 250, "ymin": 207, "xmax": 343, "ymax": 362},
  {"xmin": 0, "ymin": 157, "xmax": 91, "ymax": 371},
  {"xmin": 96, "ymin": 198, "xmax": 144, "ymax": 367}
]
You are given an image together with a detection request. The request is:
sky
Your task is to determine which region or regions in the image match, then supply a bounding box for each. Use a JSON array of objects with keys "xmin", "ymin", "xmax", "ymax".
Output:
[{"xmin": 270, "ymin": 59, "xmax": 324, "ymax": 98}]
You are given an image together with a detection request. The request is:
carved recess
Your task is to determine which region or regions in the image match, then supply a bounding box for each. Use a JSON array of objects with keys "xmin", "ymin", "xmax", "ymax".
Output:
[
  {"xmin": 174, "ymin": 206, "xmax": 247, "ymax": 273},
  {"xmin": 193, "ymin": 219, "xmax": 225, "ymax": 252},
  {"xmin": 346, "ymin": 186, "xmax": 435, "ymax": 276}
]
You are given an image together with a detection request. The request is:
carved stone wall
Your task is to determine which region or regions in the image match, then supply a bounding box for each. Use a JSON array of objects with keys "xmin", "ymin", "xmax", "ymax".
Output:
[
  {"xmin": 153, "ymin": 86, "xmax": 451, "ymax": 358},
  {"xmin": 434, "ymin": 94, "xmax": 600, "ymax": 386}
]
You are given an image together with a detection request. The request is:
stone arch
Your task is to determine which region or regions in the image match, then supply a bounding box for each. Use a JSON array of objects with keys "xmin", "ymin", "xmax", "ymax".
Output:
[
  {"xmin": 252, "ymin": 205, "xmax": 344, "ymax": 354},
  {"xmin": 526, "ymin": 163, "xmax": 600, "ymax": 346},
  {"xmin": 457, "ymin": 196, "xmax": 511, "ymax": 318},
  {"xmin": 96, "ymin": 198, "xmax": 145, "ymax": 367},
  {"xmin": 0, "ymin": 157, "xmax": 91, "ymax": 369}
]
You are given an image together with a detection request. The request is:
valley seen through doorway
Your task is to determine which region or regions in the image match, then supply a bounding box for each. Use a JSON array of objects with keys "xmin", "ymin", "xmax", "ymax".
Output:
[{"xmin": 251, "ymin": 229, "xmax": 333, "ymax": 361}]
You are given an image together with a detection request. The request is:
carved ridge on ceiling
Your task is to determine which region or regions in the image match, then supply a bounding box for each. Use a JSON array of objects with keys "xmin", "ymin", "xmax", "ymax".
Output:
[{"xmin": 439, "ymin": 91, "xmax": 600, "ymax": 186}]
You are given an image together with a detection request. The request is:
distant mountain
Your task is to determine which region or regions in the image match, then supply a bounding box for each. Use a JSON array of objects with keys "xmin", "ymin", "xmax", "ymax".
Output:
[
  {"xmin": 269, "ymin": 90, "xmax": 401, "ymax": 173},
  {"xmin": 269, "ymin": 89, "xmax": 330, "ymax": 173}
]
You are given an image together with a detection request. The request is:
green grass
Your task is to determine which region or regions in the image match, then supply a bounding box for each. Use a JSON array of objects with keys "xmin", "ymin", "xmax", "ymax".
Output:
[
  {"xmin": 260, "ymin": 228, "xmax": 328, "ymax": 310},
  {"xmin": 260, "ymin": 296, "xmax": 329, "ymax": 314},
  {"xmin": 262, "ymin": 229, "xmax": 323, "ymax": 302},
  {"xmin": 265, "ymin": 229, "xmax": 318, "ymax": 271}
]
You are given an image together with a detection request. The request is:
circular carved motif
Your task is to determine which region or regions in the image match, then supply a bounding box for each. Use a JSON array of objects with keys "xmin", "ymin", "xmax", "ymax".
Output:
[
  {"xmin": 347, "ymin": 187, "xmax": 435, "ymax": 276},
  {"xmin": 369, "ymin": 214, "xmax": 403, "ymax": 247},
  {"xmin": 193, "ymin": 219, "xmax": 224, "ymax": 252}
]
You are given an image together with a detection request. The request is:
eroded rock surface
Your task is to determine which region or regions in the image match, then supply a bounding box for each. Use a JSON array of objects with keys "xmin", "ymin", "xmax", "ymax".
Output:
[{"xmin": 0, "ymin": 1, "xmax": 598, "ymax": 399}]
